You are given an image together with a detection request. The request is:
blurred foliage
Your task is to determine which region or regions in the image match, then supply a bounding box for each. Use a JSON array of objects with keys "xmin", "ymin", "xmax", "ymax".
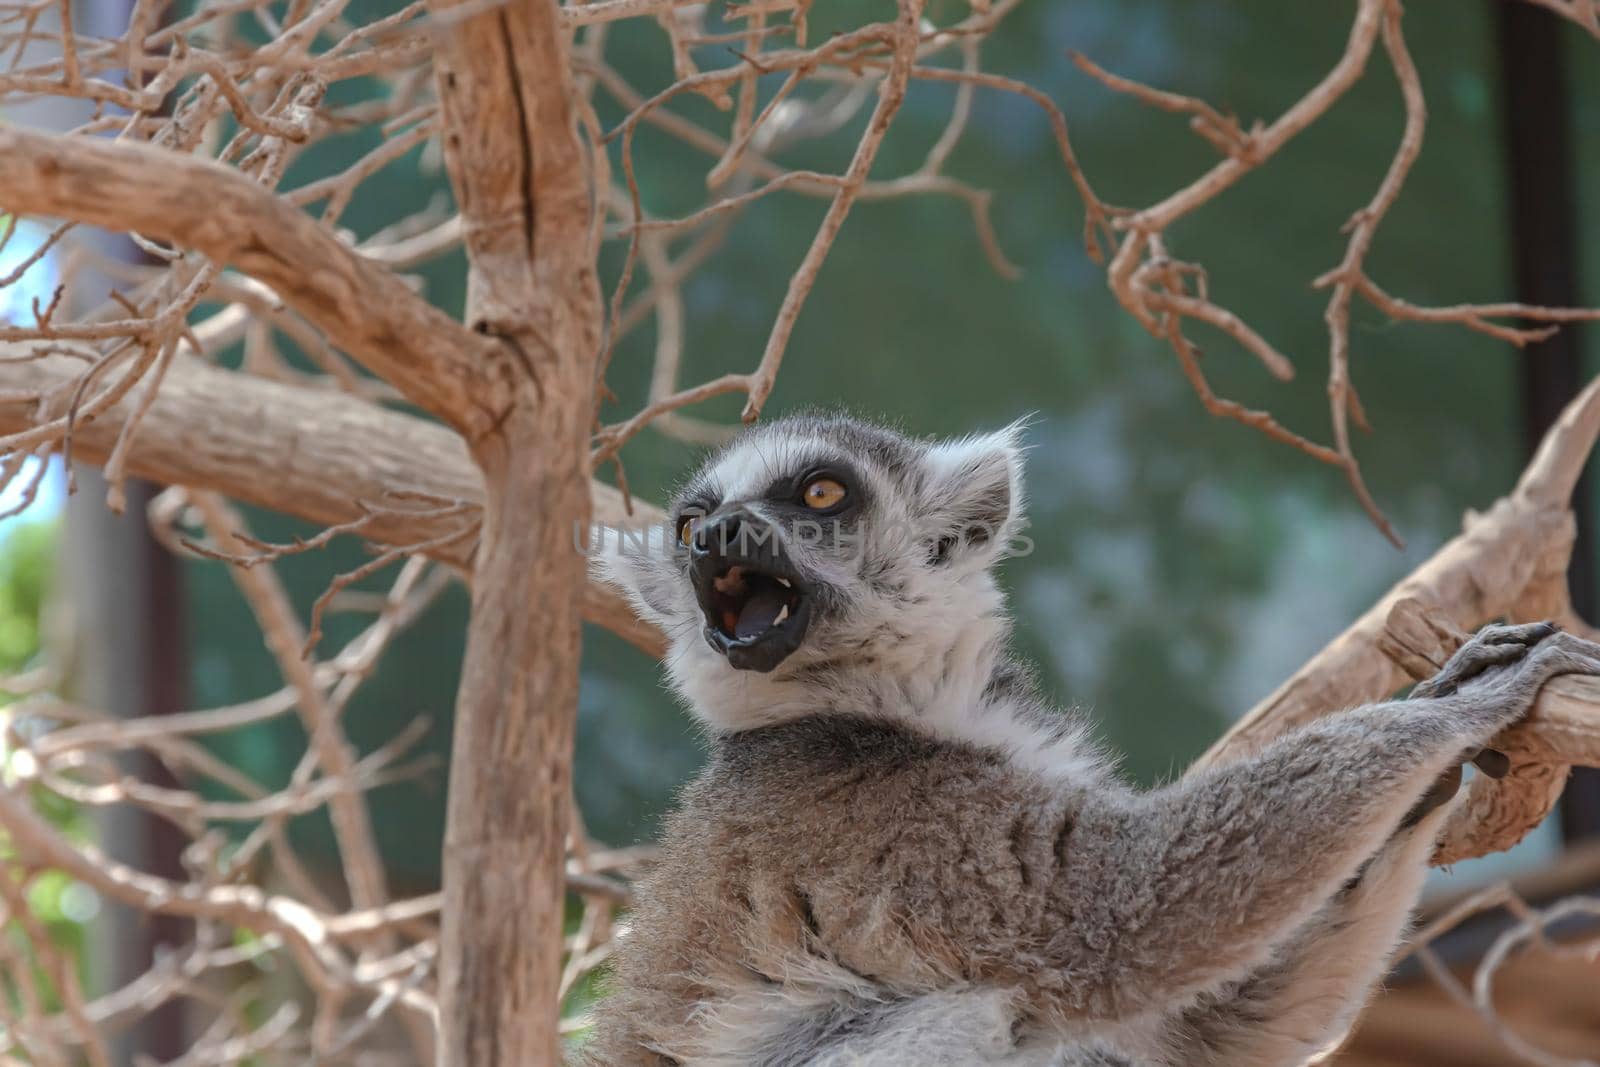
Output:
[
  {"xmin": 0, "ymin": 516, "xmax": 95, "ymax": 1015},
  {"xmin": 0, "ymin": 520, "xmax": 50, "ymax": 672},
  {"xmin": 169, "ymin": 0, "xmax": 1600, "ymax": 889}
]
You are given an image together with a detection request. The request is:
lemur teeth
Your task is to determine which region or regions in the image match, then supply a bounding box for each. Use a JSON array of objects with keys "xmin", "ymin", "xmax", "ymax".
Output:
[
  {"xmin": 776, "ymin": 578, "xmax": 792, "ymax": 588},
  {"xmin": 775, "ymin": 605, "xmax": 790, "ymax": 625}
]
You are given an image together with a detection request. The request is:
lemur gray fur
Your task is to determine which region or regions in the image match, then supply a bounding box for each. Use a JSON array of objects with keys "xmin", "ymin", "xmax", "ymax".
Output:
[{"xmin": 587, "ymin": 413, "xmax": 1600, "ymax": 1067}]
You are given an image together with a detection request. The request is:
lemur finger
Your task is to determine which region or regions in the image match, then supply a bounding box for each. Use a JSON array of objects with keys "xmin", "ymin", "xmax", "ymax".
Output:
[
  {"xmin": 1535, "ymin": 630, "xmax": 1600, "ymax": 659},
  {"xmin": 1459, "ymin": 642, "xmax": 1539, "ymax": 671},
  {"xmin": 1417, "ymin": 641, "xmax": 1532, "ymax": 699},
  {"xmin": 1472, "ymin": 748, "xmax": 1510, "ymax": 779},
  {"xmin": 1418, "ymin": 621, "xmax": 1562, "ymax": 698},
  {"xmin": 1458, "ymin": 633, "xmax": 1600, "ymax": 734},
  {"xmin": 1521, "ymin": 632, "xmax": 1600, "ymax": 685},
  {"xmin": 1477, "ymin": 621, "xmax": 1559, "ymax": 646}
]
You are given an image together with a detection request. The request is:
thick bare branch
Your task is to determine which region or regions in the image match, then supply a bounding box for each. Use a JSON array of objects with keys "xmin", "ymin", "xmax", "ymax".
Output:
[
  {"xmin": 0, "ymin": 348, "xmax": 667, "ymax": 655},
  {"xmin": 0, "ymin": 126, "xmax": 510, "ymax": 438},
  {"xmin": 1199, "ymin": 375, "xmax": 1600, "ymax": 864}
]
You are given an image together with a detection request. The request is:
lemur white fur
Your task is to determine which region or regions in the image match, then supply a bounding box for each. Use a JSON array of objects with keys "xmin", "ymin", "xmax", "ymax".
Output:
[
  {"xmin": 587, "ymin": 413, "xmax": 1600, "ymax": 1067},
  {"xmin": 604, "ymin": 417, "xmax": 1106, "ymax": 784}
]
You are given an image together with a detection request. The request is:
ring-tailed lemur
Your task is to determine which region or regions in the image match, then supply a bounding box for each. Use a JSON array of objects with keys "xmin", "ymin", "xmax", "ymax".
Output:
[{"xmin": 588, "ymin": 414, "xmax": 1600, "ymax": 1067}]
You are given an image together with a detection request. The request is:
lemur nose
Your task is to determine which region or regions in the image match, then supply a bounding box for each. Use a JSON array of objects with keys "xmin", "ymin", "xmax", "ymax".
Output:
[{"xmin": 692, "ymin": 507, "xmax": 756, "ymax": 559}]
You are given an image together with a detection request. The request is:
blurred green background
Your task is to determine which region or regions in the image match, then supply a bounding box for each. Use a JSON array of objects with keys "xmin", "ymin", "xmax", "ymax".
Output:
[{"xmin": 6, "ymin": 0, "xmax": 1600, "ymax": 900}]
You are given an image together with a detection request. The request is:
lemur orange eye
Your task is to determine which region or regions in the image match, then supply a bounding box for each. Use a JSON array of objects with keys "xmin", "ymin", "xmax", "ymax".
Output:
[
  {"xmin": 678, "ymin": 514, "xmax": 702, "ymax": 547},
  {"xmin": 802, "ymin": 477, "xmax": 847, "ymax": 510}
]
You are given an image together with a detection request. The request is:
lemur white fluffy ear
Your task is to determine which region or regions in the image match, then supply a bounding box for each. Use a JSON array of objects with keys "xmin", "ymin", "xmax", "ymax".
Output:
[
  {"xmin": 587, "ymin": 520, "xmax": 684, "ymax": 630},
  {"xmin": 919, "ymin": 421, "xmax": 1027, "ymax": 569}
]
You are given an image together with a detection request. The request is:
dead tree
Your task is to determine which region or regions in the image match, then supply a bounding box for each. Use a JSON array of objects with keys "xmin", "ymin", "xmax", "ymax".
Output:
[{"xmin": 1, "ymin": 0, "xmax": 1600, "ymax": 1063}]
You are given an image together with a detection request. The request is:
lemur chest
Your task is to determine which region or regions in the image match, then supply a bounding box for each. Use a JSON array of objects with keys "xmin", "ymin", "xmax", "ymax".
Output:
[
  {"xmin": 632, "ymin": 832, "xmax": 961, "ymax": 997},
  {"xmin": 596, "ymin": 713, "xmax": 1105, "ymax": 1061}
]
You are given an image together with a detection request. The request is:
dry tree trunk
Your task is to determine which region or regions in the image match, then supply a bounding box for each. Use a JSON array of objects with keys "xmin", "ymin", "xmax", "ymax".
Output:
[
  {"xmin": 424, "ymin": 0, "xmax": 602, "ymax": 1061},
  {"xmin": 0, "ymin": 0, "xmax": 606, "ymax": 1049}
]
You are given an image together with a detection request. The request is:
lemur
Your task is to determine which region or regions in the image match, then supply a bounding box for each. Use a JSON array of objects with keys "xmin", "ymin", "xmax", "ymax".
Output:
[{"xmin": 588, "ymin": 413, "xmax": 1600, "ymax": 1067}]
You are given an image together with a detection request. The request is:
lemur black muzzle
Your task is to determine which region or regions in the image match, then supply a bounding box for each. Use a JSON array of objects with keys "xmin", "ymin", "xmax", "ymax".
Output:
[{"xmin": 688, "ymin": 508, "xmax": 814, "ymax": 673}]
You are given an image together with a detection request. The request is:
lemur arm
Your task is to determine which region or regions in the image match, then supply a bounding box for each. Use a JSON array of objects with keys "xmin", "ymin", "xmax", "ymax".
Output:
[
  {"xmin": 1163, "ymin": 632, "xmax": 1522, "ymax": 1065},
  {"xmin": 1167, "ymin": 805, "xmax": 1446, "ymax": 1066},
  {"xmin": 1036, "ymin": 626, "xmax": 1600, "ymax": 1023}
]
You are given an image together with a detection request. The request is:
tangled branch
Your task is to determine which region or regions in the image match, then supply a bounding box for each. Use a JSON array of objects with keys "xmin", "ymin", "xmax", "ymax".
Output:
[
  {"xmin": 1402, "ymin": 883, "xmax": 1600, "ymax": 1067},
  {"xmin": 0, "ymin": 512, "xmax": 649, "ymax": 1060}
]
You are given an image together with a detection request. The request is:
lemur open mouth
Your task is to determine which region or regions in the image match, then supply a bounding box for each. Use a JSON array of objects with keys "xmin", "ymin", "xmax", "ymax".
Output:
[{"xmin": 693, "ymin": 558, "xmax": 813, "ymax": 673}]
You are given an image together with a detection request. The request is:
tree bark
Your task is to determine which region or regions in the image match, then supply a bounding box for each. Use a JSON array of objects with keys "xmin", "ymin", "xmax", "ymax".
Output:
[
  {"xmin": 0, "ymin": 129, "xmax": 508, "ymax": 439},
  {"xmin": 426, "ymin": 0, "xmax": 603, "ymax": 1060},
  {"xmin": 1, "ymin": 4, "xmax": 618, "ymax": 1052},
  {"xmin": 0, "ymin": 348, "xmax": 666, "ymax": 656}
]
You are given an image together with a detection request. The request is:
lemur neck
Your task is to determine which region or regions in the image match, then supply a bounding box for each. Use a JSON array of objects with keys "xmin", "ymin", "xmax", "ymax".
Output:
[
  {"xmin": 684, "ymin": 578, "xmax": 1112, "ymax": 786},
  {"xmin": 819, "ymin": 604, "xmax": 1013, "ymax": 723},
  {"xmin": 693, "ymin": 577, "xmax": 1013, "ymax": 726}
]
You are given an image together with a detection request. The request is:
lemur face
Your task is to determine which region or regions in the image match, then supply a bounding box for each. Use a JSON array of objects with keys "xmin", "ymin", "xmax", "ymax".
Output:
[{"xmin": 599, "ymin": 415, "xmax": 1025, "ymax": 722}]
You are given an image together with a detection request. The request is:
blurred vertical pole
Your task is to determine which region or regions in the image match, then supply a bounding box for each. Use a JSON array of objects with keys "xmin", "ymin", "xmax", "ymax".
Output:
[
  {"xmin": 53, "ymin": 0, "xmax": 191, "ymax": 1054},
  {"xmin": 1494, "ymin": 1, "xmax": 1600, "ymax": 840},
  {"xmin": 63, "ymin": 480, "xmax": 191, "ymax": 1059}
]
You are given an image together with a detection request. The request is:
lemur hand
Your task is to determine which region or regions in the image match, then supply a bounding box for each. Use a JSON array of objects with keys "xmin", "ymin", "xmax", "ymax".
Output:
[
  {"xmin": 1403, "ymin": 623, "xmax": 1600, "ymax": 828},
  {"xmin": 1408, "ymin": 621, "xmax": 1558, "ymax": 701}
]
